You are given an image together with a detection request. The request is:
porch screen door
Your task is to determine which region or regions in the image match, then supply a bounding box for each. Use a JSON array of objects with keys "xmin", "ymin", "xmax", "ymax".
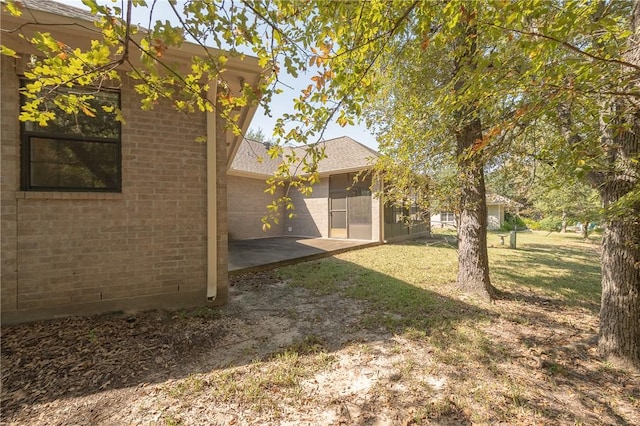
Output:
[
  {"xmin": 329, "ymin": 174, "xmax": 348, "ymax": 238},
  {"xmin": 348, "ymin": 174, "xmax": 372, "ymax": 240}
]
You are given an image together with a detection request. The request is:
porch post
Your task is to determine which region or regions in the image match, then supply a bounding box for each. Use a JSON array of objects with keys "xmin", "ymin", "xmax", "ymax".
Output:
[
  {"xmin": 213, "ymin": 85, "xmax": 229, "ymax": 304},
  {"xmin": 206, "ymin": 84, "xmax": 230, "ymax": 304},
  {"xmin": 206, "ymin": 85, "xmax": 218, "ymax": 300}
]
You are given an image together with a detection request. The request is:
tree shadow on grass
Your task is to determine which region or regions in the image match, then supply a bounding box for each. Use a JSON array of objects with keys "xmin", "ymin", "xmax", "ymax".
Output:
[
  {"xmin": 491, "ymin": 243, "xmax": 601, "ymax": 312},
  {"xmin": 420, "ymin": 233, "xmax": 459, "ymax": 249},
  {"xmin": 0, "ymin": 260, "xmax": 486, "ymax": 423}
]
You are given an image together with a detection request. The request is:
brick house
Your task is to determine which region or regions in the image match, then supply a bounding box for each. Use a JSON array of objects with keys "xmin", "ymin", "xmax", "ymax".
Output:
[
  {"xmin": 1, "ymin": 1, "xmax": 264, "ymax": 323},
  {"xmin": 228, "ymin": 137, "xmax": 431, "ymax": 242}
]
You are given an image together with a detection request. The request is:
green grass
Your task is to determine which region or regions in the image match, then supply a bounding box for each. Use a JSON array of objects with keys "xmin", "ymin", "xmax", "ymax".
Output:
[
  {"xmin": 279, "ymin": 230, "xmax": 601, "ymax": 320},
  {"xmin": 277, "ymin": 238, "xmax": 477, "ymax": 334},
  {"xmin": 486, "ymin": 230, "xmax": 601, "ymax": 310},
  {"xmin": 279, "ymin": 230, "xmax": 602, "ymax": 338}
]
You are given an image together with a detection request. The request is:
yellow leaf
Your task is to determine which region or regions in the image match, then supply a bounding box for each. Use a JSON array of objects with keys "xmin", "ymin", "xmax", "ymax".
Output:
[
  {"xmin": 0, "ymin": 45, "xmax": 20, "ymax": 58},
  {"xmin": 5, "ymin": 1, "xmax": 23, "ymax": 16}
]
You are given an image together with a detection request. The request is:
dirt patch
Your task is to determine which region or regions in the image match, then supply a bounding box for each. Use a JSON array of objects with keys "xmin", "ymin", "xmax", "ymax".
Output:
[{"xmin": 1, "ymin": 271, "xmax": 639, "ymax": 425}]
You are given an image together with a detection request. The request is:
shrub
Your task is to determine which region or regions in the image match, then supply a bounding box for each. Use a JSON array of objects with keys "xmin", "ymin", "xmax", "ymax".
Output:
[
  {"xmin": 501, "ymin": 213, "xmax": 528, "ymax": 231},
  {"xmin": 521, "ymin": 217, "xmax": 541, "ymax": 230},
  {"xmin": 538, "ymin": 216, "xmax": 563, "ymax": 232}
]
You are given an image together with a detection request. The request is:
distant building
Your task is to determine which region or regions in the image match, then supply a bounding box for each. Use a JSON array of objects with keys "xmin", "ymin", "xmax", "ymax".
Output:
[{"xmin": 430, "ymin": 193, "xmax": 522, "ymax": 230}]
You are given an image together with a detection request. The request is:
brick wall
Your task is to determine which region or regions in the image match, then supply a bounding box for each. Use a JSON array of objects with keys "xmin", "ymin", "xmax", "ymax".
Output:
[
  {"xmin": 228, "ymin": 175, "xmax": 383, "ymax": 241},
  {"xmin": 285, "ymin": 180, "xmax": 329, "ymax": 238},
  {"xmin": 227, "ymin": 175, "xmax": 285, "ymax": 239},
  {"xmin": 1, "ymin": 57, "xmax": 19, "ymax": 313},
  {"xmin": 1, "ymin": 61, "xmax": 210, "ymax": 323}
]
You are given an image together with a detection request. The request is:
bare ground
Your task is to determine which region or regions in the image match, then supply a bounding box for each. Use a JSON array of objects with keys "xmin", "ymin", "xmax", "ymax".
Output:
[{"xmin": 1, "ymin": 271, "xmax": 639, "ymax": 425}]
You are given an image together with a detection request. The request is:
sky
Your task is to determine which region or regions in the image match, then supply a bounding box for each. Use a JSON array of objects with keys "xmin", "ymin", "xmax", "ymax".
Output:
[{"xmin": 55, "ymin": 0, "xmax": 379, "ymax": 150}]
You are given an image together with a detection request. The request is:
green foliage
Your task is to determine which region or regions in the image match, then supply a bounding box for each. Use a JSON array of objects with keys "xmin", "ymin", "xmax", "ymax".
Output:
[
  {"xmin": 246, "ymin": 127, "xmax": 267, "ymax": 142},
  {"xmin": 521, "ymin": 217, "xmax": 542, "ymax": 231},
  {"xmin": 538, "ymin": 216, "xmax": 564, "ymax": 232},
  {"xmin": 529, "ymin": 167, "xmax": 601, "ymax": 226},
  {"xmin": 3, "ymin": 0, "xmax": 635, "ymax": 225},
  {"xmin": 499, "ymin": 213, "xmax": 527, "ymax": 232}
]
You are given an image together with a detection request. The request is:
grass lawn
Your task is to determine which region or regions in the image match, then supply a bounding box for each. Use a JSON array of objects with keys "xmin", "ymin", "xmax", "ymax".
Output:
[
  {"xmin": 2, "ymin": 230, "xmax": 638, "ymax": 425},
  {"xmin": 280, "ymin": 229, "xmax": 603, "ymax": 331}
]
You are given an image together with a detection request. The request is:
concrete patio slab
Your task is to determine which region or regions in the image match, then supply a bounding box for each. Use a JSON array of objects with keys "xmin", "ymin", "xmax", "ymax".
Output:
[{"xmin": 228, "ymin": 237, "xmax": 378, "ymax": 274}]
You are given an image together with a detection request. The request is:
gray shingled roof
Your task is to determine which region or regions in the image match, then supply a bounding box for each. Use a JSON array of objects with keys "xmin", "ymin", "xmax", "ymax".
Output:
[
  {"xmin": 312, "ymin": 136, "xmax": 379, "ymax": 173},
  {"xmin": 230, "ymin": 139, "xmax": 285, "ymax": 177},
  {"xmin": 229, "ymin": 136, "xmax": 379, "ymax": 177},
  {"xmin": 19, "ymin": 0, "xmax": 96, "ymax": 22}
]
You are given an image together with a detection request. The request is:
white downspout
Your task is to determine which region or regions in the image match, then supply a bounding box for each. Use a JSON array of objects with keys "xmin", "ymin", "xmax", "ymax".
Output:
[{"xmin": 206, "ymin": 85, "xmax": 217, "ymax": 300}]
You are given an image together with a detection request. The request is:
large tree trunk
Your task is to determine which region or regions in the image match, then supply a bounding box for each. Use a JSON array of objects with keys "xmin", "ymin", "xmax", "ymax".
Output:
[
  {"xmin": 597, "ymin": 102, "xmax": 640, "ymax": 368},
  {"xmin": 452, "ymin": 13, "xmax": 496, "ymax": 301},
  {"xmin": 597, "ymin": 0, "xmax": 640, "ymax": 369},
  {"xmin": 598, "ymin": 205, "xmax": 640, "ymax": 368},
  {"xmin": 456, "ymin": 118, "xmax": 496, "ymax": 300}
]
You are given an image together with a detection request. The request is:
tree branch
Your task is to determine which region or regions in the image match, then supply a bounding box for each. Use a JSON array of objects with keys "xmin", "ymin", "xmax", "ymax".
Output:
[{"xmin": 480, "ymin": 20, "xmax": 640, "ymax": 72}]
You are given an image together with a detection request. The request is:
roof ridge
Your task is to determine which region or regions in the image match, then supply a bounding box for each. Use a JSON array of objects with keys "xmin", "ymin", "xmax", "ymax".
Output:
[
  {"xmin": 231, "ymin": 136, "xmax": 377, "ymax": 176},
  {"xmin": 291, "ymin": 136, "xmax": 378, "ymax": 155},
  {"xmin": 20, "ymin": 0, "xmax": 97, "ymax": 22}
]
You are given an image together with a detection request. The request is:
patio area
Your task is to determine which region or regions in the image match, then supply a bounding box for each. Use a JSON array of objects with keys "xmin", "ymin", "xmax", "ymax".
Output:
[{"xmin": 228, "ymin": 237, "xmax": 378, "ymax": 274}]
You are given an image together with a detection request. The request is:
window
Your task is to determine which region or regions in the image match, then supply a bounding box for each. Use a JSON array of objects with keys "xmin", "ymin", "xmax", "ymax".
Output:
[
  {"xmin": 21, "ymin": 84, "xmax": 121, "ymax": 191},
  {"xmin": 409, "ymin": 204, "xmax": 425, "ymax": 222},
  {"xmin": 441, "ymin": 211, "xmax": 455, "ymax": 222},
  {"xmin": 384, "ymin": 204, "xmax": 409, "ymax": 224}
]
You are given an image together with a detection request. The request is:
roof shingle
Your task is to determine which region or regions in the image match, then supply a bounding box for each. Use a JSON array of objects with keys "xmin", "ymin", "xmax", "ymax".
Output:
[
  {"xmin": 229, "ymin": 136, "xmax": 378, "ymax": 177},
  {"xmin": 19, "ymin": 0, "xmax": 96, "ymax": 22}
]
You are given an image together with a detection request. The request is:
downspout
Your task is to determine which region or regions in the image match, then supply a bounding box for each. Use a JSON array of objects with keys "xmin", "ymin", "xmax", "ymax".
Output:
[{"xmin": 206, "ymin": 84, "xmax": 217, "ymax": 300}]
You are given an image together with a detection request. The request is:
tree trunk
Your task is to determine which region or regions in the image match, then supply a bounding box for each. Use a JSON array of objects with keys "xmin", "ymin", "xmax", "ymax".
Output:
[
  {"xmin": 597, "ymin": 99, "xmax": 640, "ymax": 368},
  {"xmin": 456, "ymin": 118, "xmax": 496, "ymax": 300},
  {"xmin": 581, "ymin": 221, "xmax": 589, "ymax": 240},
  {"xmin": 598, "ymin": 208, "xmax": 640, "ymax": 368},
  {"xmin": 561, "ymin": 210, "xmax": 567, "ymax": 233},
  {"xmin": 597, "ymin": 0, "xmax": 640, "ymax": 368},
  {"xmin": 451, "ymin": 9, "xmax": 496, "ymax": 301}
]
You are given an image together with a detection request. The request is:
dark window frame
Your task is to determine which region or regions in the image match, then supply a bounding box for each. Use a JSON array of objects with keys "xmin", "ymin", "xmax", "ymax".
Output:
[
  {"xmin": 19, "ymin": 81, "xmax": 122, "ymax": 192},
  {"xmin": 441, "ymin": 211, "xmax": 455, "ymax": 222}
]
